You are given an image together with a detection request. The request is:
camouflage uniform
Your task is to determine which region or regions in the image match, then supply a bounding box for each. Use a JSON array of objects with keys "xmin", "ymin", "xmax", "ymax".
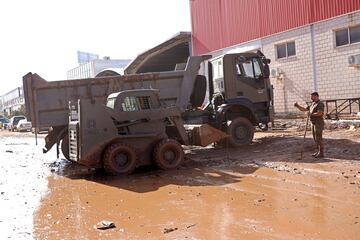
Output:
[{"xmin": 307, "ymin": 100, "xmax": 325, "ymax": 156}]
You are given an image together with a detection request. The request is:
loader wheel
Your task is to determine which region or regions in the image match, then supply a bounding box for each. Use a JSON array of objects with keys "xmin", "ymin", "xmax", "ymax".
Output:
[
  {"xmin": 61, "ymin": 135, "xmax": 70, "ymax": 160},
  {"xmin": 103, "ymin": 143, "xmax": 137, "ymax": 175},
  {"xmin": 225, "ymin": 117, "xmax": 254, "ymax": 147},
  {"xmin": 153, "ymin": 139, "xmax": 184, "ymax": 170}
]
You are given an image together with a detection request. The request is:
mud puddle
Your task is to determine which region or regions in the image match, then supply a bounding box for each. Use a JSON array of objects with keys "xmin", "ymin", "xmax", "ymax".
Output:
[
  {"xmin": 34, "ymin": 161, "xmax": 360, "ymax": 240},
  {"xmin": 1, "ymin": 129, "xmax": 360, "ymax": 239}
]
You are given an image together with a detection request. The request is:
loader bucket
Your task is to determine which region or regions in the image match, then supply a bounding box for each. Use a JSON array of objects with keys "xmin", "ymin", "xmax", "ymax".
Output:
[{"xmin": 192, "ymin": 124, "xmax": 229, "ymax": 147}]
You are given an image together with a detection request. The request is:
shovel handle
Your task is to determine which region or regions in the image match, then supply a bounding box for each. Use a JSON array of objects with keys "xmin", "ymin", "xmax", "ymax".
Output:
[{"xmin": 300, "ymin": 115, "xmax": 310, "ymax": 159}]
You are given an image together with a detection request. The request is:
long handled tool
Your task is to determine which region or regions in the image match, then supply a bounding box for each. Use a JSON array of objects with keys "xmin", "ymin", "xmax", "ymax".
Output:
[{"xmin": 300, "ymin": 114, "xmax": 310, "ymax": 160}]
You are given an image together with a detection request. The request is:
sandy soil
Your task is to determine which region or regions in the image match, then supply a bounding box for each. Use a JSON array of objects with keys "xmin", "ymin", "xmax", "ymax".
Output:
[{"xmin": 0, "ymin": 127, "xmax": 359, "ymax": 239}]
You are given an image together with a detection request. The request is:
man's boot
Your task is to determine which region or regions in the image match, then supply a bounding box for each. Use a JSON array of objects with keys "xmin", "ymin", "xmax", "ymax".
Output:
[
  {"xmin": 315, "ymin": 146, "xmax": 324, "ymax": 158},
  {"xmin": 312, "ymin": 145, "xmax": 319, "ymax": 157}
]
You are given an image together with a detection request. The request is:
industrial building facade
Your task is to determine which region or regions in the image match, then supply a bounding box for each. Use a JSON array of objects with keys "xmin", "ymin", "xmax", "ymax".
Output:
[
  {"xmin": 0, "ymin": 87, "xmax": 24, "ymax": 115},
  {"xmin": 190, "ymin": 0, "xmax": 360, "ymax": 113},
  {"xmin": 67, "ymin": 51, "xmax": 131, "ymax": 79},
  {"xmin": 67, "ymin": 58, "xmax": 131, "ymax": 80}
]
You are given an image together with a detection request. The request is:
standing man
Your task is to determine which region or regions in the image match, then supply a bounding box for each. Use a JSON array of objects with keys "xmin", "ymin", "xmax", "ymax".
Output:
[{"xmin": 294, "ymin": 92, "xmax": 325, "ymax": 158}]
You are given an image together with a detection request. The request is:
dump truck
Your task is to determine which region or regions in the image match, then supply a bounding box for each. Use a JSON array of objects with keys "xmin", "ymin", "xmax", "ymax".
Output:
[{"xmin": 23, "ymin": 51, "xmax": 274, "ymax": 173}]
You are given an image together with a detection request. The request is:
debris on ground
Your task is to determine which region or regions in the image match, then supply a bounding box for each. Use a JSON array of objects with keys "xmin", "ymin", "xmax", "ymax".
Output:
[
  {"xmin": 271, "ymin": 118, "xmax": 360, "ymax": 131},
  {"xmin": 94, "ymin": 220, "xmax": 116, "ymax": 230},
  {"xmin": 328, "ymin": 120, "xmax": 360, "ymax": 129},
  {"xmin": 5, "ymin": 150, "xmax": 13, "ymax": 153},
  {"xmin": 348, "ymin": 125, "xmax": 356, "ymax": 131},
  {"xmin": 186, "ymin": 224, "xmax": 197, "ymax": 229},
  {"xmin": 163, "ymin": 227, "xmax": 178, "ymax": 234}
]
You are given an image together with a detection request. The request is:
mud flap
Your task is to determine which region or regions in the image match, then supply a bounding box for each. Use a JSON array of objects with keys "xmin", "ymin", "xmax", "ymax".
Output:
[{"xmin": 191, "ymin": 124, "xmax": 229, "ymax": 147}]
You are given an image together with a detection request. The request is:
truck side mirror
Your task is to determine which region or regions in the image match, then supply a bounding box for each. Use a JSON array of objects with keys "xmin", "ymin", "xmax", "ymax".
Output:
[
  {"xmin": 262, "ymin": 58, "xmax": 271, "ymax": 64},
  {"xmin": 263, "ymin": 64, "xmax": 270, "ymax": 78}
]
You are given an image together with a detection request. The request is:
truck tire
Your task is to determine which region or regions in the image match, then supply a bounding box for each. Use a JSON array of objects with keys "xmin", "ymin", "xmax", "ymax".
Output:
[
  {"xmin": 61, "ymin": 135, "xmax": 70, "ymax": 161},
  {"xmin": 190, "ymin": 75, "xmax": 207, "ymax": 108},
  {"xmin": 103, "ymin": 143, "xmax": 138, "ymax": 175},
  {"xmin": 153, "ymin": 139, "xmax": 184, "ymax": 170},
  {"xmin": 225, "ymin": 117, "xmax": 254, "ymax": 147}
]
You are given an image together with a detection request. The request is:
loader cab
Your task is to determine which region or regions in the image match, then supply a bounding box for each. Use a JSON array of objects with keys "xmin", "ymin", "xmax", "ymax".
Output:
[{"xmin": 106, "ymin": 89, "xmax": 161, "ymax": 113}]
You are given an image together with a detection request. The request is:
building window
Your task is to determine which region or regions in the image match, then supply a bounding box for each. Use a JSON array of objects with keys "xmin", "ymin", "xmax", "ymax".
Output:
[
  {"xmin": 276, "ymin": 41, "xmax": 296, "ymax": 59},
  {"xmin": 335, "ymin": 25, "xmax": 360, "ymax": 47}
]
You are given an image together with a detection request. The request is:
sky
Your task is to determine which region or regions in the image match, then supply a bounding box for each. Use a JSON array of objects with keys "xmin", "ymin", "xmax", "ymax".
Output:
[{"xmin": 0, "ymin": 0, "xmax": 191, "ymax": 95}]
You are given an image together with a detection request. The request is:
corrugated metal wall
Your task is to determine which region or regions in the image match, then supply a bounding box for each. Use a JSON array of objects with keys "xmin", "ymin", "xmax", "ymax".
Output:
[{"xmin": 190, "ymin": 0, "xmax": 360, "ymax": 55}]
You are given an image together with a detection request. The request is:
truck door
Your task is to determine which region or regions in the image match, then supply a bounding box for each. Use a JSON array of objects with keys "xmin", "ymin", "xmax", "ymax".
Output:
[{"xmin": 234, "ymin": 57, "xmax": 268, "ymax": 103}]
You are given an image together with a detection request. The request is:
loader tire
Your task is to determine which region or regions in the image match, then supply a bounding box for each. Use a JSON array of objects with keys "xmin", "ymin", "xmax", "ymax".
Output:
[
  {"xmin": 103, "ymin": 143, "xmax": 137, "ymax": 175},
  {"xmin": 225, "ymin": 117, "xmax": 254, "ymax": 147},
  {"xmin": 153, "ymin": 139, "xmax": 184, "ymax": 170},
  {"xmin": 61, "ymin": 135, "xmax": 70, "ymax": 161},
  {"xmin": 190, "ymin": 75, "xmax": 207, "ymax": 108}
]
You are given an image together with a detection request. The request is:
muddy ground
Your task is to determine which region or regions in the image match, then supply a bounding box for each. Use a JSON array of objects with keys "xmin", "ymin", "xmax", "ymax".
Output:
[{"xmin": 0, "ymin": 124, "xmax": 359, "ymax": 239}]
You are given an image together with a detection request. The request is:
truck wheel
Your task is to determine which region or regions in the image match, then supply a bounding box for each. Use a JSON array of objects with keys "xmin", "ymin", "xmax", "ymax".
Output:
[
  {"xmin": 61, "ymin": 135, "xmax": 70, "ymax": 161},
  {"xmin": 226, "ymin": 117, "xmax": 254, "ymax": 147},
  {"xmin": 153, "ymin": 139, "xmax": 184, "ymax": 170},
  {"xmin": 103, "ymin": 143, "xmax": 138, "ymax": 175}
]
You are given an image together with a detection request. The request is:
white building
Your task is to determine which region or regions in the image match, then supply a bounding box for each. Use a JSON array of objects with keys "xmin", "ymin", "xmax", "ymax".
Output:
[
  {"xmin": 1, "ymin": 87, "xmax": 25, "ymax": 115},
  {"xmin": 67, "ymin": 57, "xmax": 131, "ymax": 80}
]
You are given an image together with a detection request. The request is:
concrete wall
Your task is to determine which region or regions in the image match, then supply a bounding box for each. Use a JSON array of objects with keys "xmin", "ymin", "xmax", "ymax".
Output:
[
  {"xmin": 262, "ymin": 26, "xmax": 314, "ymax": 113},
  {"xmin": 263, "ymin": 11, "xmax": 360, "ymax": 113},
  {"xmin": 314, "ymin": 12, "xmax": 360, "ymax": 101}
]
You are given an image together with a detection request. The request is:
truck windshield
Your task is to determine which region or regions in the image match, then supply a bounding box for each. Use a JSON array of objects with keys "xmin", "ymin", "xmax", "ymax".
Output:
[
  {"xmin": 106, "ymin": 98, "xmax": 116, "ymax": 109},
  {"xmin": 14, "ymin": 117, "xmax": 25, "ymax": 125},
  {"xmin": 237, "ymin": 58, "xmax": 263, "ymax": 78}
]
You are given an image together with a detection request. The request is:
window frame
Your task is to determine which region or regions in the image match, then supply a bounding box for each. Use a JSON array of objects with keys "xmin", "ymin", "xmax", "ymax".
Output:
[
  {"xmin": 275, "ymin": 41, "xmax": 296, "ymax": 60},
  {"xmin": 120, "ymin": 95, "xmax": 153, "ymax": 112},
  {"xmin": 334, "ymin": 25, "xmax": 360, "ymax": 48},
  {"xmin": 121, "ymin": 96, "xmax": 140, "ymax": 112},
  {"xmin": 236, "ymin": 58, "xmax": 264, "ymax": 79},
  {"xmin": 136, "ymin": 96, "xmax": 152, "ymax": 110}
]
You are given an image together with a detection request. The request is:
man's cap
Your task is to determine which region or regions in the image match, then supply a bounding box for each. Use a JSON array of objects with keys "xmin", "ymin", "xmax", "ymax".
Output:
[{"xmin": 311, "ymin": 92, "xmax": 319, "ymax": 97}]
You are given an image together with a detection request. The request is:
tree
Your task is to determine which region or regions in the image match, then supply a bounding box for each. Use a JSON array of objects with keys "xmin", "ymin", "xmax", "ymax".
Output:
[{"xmin": 10, "ymin": 105, "xmax": 26, "ymax": 117}]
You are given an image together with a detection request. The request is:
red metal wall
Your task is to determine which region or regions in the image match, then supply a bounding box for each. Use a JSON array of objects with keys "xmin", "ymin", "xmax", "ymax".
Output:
[{"xmin": 190, "ymin": 0, "xmax": 360, "ymax": 55}]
